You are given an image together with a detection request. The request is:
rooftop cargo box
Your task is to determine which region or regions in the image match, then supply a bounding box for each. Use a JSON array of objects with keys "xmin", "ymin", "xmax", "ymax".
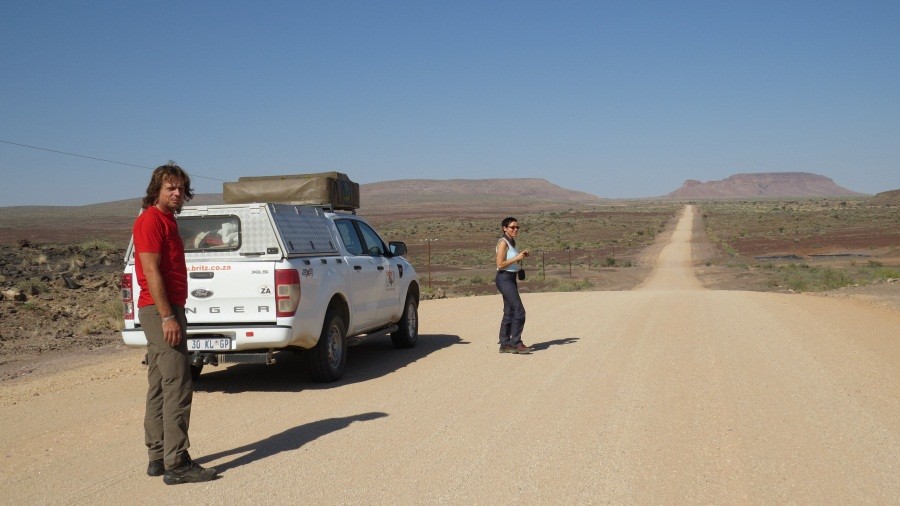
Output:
[{"xmin": 223, "ymin": 172, "xmax": 360, "ymax": 210}]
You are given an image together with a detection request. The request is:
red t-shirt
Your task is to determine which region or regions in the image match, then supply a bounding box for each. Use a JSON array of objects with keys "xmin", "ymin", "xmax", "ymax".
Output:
[{"xmin": 133, "ymin": 206, "xmax": 187, "ymax": 308}]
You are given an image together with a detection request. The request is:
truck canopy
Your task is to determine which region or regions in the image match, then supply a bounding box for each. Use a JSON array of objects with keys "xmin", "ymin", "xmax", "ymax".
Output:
[{"xmin": 222, "ymin": 172, "xmax": 360, "ymax": 210}]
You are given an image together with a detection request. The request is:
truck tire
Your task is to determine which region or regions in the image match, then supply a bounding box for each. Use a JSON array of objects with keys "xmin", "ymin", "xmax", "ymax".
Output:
[
  {"xmin": 308, "ymin": 310, "xmax": 347, "ymax": 382},
  {"xmin": 391, "ymin": 293, "xmax": 418, "ymax": 349}
]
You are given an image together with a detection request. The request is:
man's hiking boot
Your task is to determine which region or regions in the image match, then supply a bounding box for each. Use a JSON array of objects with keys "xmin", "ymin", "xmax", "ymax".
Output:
[
  {"xmin": 163, "ymin": 454, "xmax": 218, "ymax": 485},
  {"xmin": 499, "ymin": 345, "xmax": 515, "ymax": 353},
  {"xmin": 511, "ymin": 343, "xmax": 534, "ymax": 354},
  {"xmin": 147, "ymin": 458, "xmax": 164, "ymax": 477}
]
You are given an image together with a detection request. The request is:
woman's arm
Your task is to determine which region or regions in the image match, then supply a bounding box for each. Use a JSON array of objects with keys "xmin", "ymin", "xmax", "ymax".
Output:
[{"xmin": 496, "ymin": 240, "xmax": 508, "ymax": 269}]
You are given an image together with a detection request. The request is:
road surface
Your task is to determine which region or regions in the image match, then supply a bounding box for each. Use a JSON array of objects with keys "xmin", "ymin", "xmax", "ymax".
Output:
[{"xmin": 1, "ymin": 205, "xmax": 898, "ymax": 503}]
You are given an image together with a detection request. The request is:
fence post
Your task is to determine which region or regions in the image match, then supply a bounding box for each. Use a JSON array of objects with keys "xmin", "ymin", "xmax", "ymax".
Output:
[{"xmin": 423, "ymin": 239, "xmax": 438, "ymax": 289}]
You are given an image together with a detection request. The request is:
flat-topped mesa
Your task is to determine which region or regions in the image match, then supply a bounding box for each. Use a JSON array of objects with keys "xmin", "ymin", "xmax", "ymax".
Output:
[{"xmin": 665, "ymin": 172, "xmax": 865, "ymax": 199}]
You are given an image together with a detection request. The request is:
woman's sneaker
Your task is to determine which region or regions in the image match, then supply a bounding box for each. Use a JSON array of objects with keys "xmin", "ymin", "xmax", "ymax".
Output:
[{"xmin": 163, "ymin": 454, "xmax": 218, "ymax": 485}]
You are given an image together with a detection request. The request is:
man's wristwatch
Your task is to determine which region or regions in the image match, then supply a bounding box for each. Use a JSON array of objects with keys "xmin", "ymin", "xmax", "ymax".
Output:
[{"xmin": 161, "ymin": 314, "xmax": 176, "ymax": 323}]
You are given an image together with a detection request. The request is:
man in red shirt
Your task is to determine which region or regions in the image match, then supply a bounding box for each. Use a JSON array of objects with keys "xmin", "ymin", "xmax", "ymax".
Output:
[{"xmin": 133, "ymin": 163, "xmax": 217, "ymax": 485}]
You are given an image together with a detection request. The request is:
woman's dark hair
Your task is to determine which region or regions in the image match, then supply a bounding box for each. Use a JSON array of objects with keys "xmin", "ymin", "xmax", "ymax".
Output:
[
  {"xmin": 141, "ymin": 162, "xmax": 195, "ymax": 211},
  {"xmin": 501, "ymin": 217, "xmax": 518, "ymax": 229}
]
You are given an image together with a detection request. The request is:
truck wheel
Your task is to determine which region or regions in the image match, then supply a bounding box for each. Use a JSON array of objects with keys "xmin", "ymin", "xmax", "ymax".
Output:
[
  {"xmin": 190, "ymin": 364, "xmax": 203, "ymax": 381},
  {"xmin": 308, "ymin": 310, "xmax": 347, "ymax": 382},
  {"xmin": 391, "ymin": 293, "xmax": 418, "ymax": 349}
]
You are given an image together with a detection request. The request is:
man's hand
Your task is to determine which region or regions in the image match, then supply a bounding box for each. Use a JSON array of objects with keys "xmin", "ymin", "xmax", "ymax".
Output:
[{"xmin": 163, "ymin": 318, "xmax": 182, "ymax": 346}]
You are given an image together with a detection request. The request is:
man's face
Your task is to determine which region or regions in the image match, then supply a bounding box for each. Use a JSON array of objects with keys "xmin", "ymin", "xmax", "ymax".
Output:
[{"xmin": 156, "ymin": 177, "xmax": 185, "ymax": 213}]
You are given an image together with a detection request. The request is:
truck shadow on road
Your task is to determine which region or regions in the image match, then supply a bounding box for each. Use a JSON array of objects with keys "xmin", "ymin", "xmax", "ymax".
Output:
[
  {"xmin": 194, "ymin": 333, "xmax": 465, "ymax": 393},
  {"xmin": 194, "ymin": 412, "xmax": 388, "ymax": 473}
]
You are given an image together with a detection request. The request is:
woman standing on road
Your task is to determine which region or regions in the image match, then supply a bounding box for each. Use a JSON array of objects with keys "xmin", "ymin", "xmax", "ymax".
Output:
[{"xmin": 495, "ymin": 217, "xmax": 533, "ymax": 354}]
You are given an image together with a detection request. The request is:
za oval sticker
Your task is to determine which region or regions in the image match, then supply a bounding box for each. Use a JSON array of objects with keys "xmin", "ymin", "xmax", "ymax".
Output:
[{"xmin": 191, "ymin": 288, "xmax": 214, "ymax": 299}]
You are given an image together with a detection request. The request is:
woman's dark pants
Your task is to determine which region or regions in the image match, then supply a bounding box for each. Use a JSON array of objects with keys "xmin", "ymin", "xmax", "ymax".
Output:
[{"xmin": 495, "ymin": 270, "xmax": 526, "ymax": 346}]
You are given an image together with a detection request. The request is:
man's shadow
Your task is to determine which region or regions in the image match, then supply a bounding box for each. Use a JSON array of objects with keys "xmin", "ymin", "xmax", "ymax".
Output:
[
  {"xmin": 194, "ymin": 412, "xmax": 388, "ymax": 473},
  {"xmin": 530, "ymin": 337, "xmax": 579, "ymax": 351}
]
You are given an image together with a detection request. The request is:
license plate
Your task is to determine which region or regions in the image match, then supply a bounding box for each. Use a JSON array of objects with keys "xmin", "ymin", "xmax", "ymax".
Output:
[{"xmin": 187, "ymin": 338, "xmax": 231, "ymax": 351}]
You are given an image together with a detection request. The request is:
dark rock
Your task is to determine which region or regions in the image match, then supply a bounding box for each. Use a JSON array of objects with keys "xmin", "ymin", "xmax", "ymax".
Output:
[
  {"xmin": 17, "ymin": 239, "xmax": 31, "ymax": 249},
  {"xmin": 60, "ymin": 274, "xmax": 81, "ymax": 290}
]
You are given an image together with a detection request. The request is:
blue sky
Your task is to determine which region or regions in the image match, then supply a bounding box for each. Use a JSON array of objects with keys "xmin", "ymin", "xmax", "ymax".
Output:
[{"xmin": 2, "ymin": 1, "xmax": 898, "ymax": 206}]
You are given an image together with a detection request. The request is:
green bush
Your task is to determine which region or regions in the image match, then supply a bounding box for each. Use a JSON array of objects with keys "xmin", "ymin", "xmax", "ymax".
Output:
[
  {"xmin": 77, "ymin": 239, "xmax": 119, "ymax": 252},
  {"xmin": 103, "ymin": 300, "xmax": 125, "ymax": 331},
  {"xmin": 17, "ymin": 278, "xmax": 48, "ymax": 295},
  {"xmin": 21, "ymin": 301, "xmax": 42, "ymax": 312},
  {"xmin": 550, "ymin": 278, "xmax": 595, "ymax": 292},
  {"xmin": 775, "ymin": 265, "xmax": 851, "ymax": 292}
]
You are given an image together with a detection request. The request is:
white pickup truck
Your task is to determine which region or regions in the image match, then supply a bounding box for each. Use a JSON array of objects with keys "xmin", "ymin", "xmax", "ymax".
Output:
[{"xmin": 121, "ymin": 202, "xmax": 419, "ymax": 382}]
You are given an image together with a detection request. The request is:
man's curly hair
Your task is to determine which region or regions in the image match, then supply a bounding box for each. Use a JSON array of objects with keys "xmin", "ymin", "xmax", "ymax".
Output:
[{"xmin": 141, "ymin": 162, "xmax": 195, "ymax": 212}]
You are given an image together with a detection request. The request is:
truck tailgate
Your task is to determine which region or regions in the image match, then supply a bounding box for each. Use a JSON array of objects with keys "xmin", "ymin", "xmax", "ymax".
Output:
[{"xmin": 185, "ymin": 261, "xmax": 278, "ymax": 325}]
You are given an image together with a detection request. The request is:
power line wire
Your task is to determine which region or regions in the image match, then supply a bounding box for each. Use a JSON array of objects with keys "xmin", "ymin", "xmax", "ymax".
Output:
[{"xmin": 0, "ymin": 139, "xmax": 227, "ymax": 182}]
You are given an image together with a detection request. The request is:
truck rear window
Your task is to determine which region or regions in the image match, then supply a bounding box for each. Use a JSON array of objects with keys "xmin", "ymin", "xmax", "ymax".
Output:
[{"xmin": 177, "ymin": 216, "xmax": 241, "ymax": 252}]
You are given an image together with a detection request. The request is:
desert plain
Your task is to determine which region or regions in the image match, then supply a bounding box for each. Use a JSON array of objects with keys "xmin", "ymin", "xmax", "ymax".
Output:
[{"xmin": 0, "ymin": 190, "xmax": 898, "ymax": 503}]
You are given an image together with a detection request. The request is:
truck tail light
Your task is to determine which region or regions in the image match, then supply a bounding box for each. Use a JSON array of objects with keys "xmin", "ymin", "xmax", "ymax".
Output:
[
  {"xmin": 275, "ymin": 269, "xmax": 301, "ymax": 317},
  {"xmin": 122, "ymin": 273, "xmax": 134, "ymax": 320}
]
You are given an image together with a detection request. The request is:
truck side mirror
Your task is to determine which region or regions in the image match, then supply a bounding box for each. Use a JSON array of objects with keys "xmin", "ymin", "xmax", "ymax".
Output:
[{"xmin": 388, "ymin": 241, "xmax": 407, "ymax": 257}]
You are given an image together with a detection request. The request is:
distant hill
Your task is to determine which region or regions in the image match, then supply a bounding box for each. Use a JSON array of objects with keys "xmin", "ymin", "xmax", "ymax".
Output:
[
  {"xmin": 359, "ymin": 178, "xmax": 607, "ymax": 217},
  {"xmin": 664, "ymin": 172, "xmax": 865, "ymax": 199},
  {"xmin": 869, "ymin": 189, "xmax": 900, "ymax": 206},
  {"xmin": 0, "ymin": 178, "xmax": 604, "ymax": 244}
]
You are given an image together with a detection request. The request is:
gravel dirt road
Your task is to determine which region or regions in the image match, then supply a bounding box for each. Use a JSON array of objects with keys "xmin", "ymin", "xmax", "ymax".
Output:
[{"xmin": 2, "ymin": 205, "xmax": 898, "ymax": 504}]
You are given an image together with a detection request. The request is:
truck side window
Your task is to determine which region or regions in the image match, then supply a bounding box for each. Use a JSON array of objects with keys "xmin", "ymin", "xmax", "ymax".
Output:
[
  {"xmin": 357, "ymin": 222, "xmax": 386, "ymax": 256},
  {"xmin": 178, "ymin": 216, "xmax": 241, "ymax": 252},
  {"xmin": 335, "ymin": 219, "xmax": 364, "ymax": 256}
]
